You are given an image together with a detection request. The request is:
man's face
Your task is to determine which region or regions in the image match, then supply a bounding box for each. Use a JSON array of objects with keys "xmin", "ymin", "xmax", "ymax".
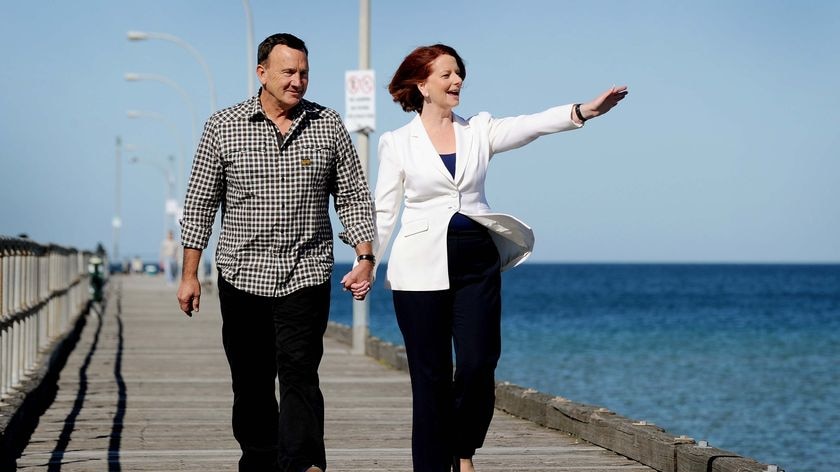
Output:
[{"xmin": 257, "ymin": 45, "xmax": 309, "ymax": 110}]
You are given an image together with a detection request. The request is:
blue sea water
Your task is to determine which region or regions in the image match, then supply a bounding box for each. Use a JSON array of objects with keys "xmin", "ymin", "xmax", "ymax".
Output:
[{"xmin": 330, "ymin": 263, "xmax": 840, "ymax": 472}]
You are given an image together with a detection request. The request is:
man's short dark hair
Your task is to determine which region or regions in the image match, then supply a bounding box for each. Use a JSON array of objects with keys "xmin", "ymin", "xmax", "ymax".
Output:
[{"xmin": 258, "ymin": 33, "xmax": 308, "ymax": 64}]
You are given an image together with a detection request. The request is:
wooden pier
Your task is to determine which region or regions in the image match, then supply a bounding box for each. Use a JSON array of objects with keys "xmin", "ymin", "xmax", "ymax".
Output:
[{"xmin": 4, "ymin": 275, "xmax": 774, "ymax": 472}]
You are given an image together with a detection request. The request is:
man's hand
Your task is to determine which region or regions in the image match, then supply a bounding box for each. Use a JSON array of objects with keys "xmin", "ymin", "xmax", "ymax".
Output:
[
  {"xmin": 177, "ymin": 247, "xmax": 204, "ymax": 317},
  {"xmin": 177, "ymin": 277, "xmax": 201, "ymax": 316},
  {"xmin": 340, "ymin": 263, "xmax": 374, "ymax": 301}
]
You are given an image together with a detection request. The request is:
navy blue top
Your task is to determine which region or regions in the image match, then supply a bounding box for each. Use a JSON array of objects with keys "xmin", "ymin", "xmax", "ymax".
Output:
[
  {"xmin": 440, "ymin": 152, "xmax": 457, "ymax": 178},
  {"xmin": 440, "ymin": 153, "xmax": 484, "ymax": 231}
]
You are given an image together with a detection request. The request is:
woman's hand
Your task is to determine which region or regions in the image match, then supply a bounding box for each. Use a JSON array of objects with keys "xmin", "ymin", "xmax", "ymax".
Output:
[
  {"xmin": 579, "ymin": 85, "xmax": 629, "ymax": 121},
  {"xmin": 340, "ymin": 264, "xmax": 373, "ymax": 301}
]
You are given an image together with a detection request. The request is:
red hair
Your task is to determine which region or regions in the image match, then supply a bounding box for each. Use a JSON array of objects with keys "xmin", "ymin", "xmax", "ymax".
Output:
[{"xmin": 388, "ymin": 44, "xmax": 467, "ymax": 113}]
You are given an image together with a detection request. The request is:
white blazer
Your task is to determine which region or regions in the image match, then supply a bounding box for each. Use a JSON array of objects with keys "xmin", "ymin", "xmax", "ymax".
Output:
[{"xmin": 373, "ymin": 104, "xmax": 581, "ymax": 291}]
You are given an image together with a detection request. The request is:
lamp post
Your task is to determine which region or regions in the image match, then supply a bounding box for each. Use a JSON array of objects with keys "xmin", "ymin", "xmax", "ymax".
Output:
[
  {"xmin": 126, "ymin": 110, "xmax": 188, "ymax": 201},
  {"xmin": 124, "ymin": 72, "xmax": 199, "ymax": 146},
  {"xmin": 129, "ymin": 155, "xmax": 176, "ymax": 238},
  {"xmin": 352, "ymin": 0, "xmax": 372, "ymax": 355},
  {"xmin": 126, "ymin": 31, "xmax": 217, "ymax": 113},
  {"xmin": 113, "ymin": 136, "xmax": 123, "ymax": 264},
  {"xmin": 242, "ymin": 0, "xmax": 256, "ymax": 97}
]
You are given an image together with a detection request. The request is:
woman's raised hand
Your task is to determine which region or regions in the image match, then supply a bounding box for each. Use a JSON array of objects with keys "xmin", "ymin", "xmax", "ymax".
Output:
[{"xmin": 581, "ymin": 85, "xmax": 629, "ymax": 120}]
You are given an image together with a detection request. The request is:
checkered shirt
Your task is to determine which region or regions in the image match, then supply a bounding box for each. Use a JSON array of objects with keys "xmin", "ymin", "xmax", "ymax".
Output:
[{"xmin": 180, "ymin": 93, "xmax": 375, "ymax": 297}]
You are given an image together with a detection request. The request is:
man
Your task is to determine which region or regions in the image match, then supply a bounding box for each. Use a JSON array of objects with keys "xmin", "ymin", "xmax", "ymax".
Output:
[{"xmin": 177, "ymin": 33, "xmax": 375, "ymax": 472}]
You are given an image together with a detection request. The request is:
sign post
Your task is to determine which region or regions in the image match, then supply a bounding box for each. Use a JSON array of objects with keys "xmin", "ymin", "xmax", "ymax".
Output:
[{"xmin": 348, "ymin": 0, "xmax": 373, "ymax": 355}]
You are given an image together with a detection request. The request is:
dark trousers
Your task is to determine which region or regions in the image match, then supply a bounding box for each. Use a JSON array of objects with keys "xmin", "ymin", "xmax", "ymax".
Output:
[
  {"xmin": 218, "ymin": 275, "xmax": 330, "ymax": 472},
  {"xmin": 393, "ymin": 226, "xmax": 502, "ymax": 472}
]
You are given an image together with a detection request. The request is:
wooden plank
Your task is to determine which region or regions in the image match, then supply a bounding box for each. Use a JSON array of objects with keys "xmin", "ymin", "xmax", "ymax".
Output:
[{"xmin": 13, "ymin": 275, "xmax": 659, "ymax": 472}]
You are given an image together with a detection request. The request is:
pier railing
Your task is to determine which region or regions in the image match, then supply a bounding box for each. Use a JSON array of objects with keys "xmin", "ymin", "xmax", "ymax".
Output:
[{"xmin": 0, "ymin": 236, "xmax": 95, "ymax": 400}]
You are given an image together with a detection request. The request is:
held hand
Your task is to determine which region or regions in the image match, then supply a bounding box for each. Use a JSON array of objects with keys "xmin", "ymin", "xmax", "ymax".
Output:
[
  {"xmin": 580, "ymin": 85, "xmax": 628, "ymax": 120},
  {"xmin": 340, "ymin": 263, "xmax": 374, "ymax": 301},
  {"xmin": 177, "ymin": 278, "xmax": 201, "ymax": 317}
]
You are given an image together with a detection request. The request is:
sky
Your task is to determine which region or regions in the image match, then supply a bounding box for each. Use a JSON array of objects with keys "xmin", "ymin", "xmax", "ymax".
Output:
[{"xmin": 1, "ymin": 1, "xmax": 838, "ymax": 263}]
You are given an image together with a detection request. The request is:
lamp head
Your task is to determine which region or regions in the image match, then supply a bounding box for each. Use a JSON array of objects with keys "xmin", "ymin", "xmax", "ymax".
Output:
[{"xmin": 126, "ymin": 31, "xmax": 149, "ymax": 41}]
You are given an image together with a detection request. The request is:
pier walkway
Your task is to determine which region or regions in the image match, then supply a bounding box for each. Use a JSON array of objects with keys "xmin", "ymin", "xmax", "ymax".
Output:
[
  {"xmin": 11, "ymin": 274, "xmax": 653, "ymax": 471},
  {"xmin": 1, "ymin": 270, "xmax": 779, "ymax": 472}
]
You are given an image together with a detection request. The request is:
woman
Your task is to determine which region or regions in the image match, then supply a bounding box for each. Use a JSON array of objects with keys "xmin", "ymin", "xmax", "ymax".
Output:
[{"xmin": 372, "ymin": 44, "xmax": 627, "ymax": 472}]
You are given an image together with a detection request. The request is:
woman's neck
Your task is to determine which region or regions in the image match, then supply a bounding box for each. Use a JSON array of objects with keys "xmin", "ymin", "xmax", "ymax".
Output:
[
  {"xmin": 419, "ymin": 105, "xmax": 453, "ymax": 130},
  {"xmin": 420, "ymin": 106, "xmax": 456, "ymax": 154}
]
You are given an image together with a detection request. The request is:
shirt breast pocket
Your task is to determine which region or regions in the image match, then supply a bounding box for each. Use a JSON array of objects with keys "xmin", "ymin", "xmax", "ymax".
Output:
[
  {"xmin": 222, "ymin": 148, "xmax": 276, "ymax": 195},
  {"xmin": 295, "ymin": 143, "xmax": 333, "ymax": 187}
]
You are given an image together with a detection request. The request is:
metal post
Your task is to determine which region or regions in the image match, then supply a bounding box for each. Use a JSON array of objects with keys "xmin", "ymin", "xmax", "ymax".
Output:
[
  {"xmin": 242, "ymin": 0, "xmax": 256, "ymax": 97},
  {"xmin": 124, "ymin": 73, "xmax": 199, "ymax": 148},
  {"xmin": 126, "ymin": 111, "xmax": 189, "ymax": 203},
  {"xmin": 352, "ymin": 0, "xmax": 371, "ymax": 355},
  {"xmin": 113, "ymin": 136, "xmax": 122, "ymax": 264},
  {"xmin": 126, "ymin": 31, "xmax": 217, "ymax": 114}
]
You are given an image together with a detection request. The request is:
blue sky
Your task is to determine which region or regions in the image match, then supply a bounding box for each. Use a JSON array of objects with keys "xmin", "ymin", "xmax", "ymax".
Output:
[{"xmin": 2, "ymin": 1, "xmax": 838, "ymax": 263}]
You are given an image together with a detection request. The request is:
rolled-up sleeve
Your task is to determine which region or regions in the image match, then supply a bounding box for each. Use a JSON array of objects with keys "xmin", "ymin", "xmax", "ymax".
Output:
[
  {"xmin": 332, "ymin": 120, "xmax": 375, "ymax": 247},
  {"xmin": 180, "ymin": 119, "xmax": 223, "ymax": 249}
]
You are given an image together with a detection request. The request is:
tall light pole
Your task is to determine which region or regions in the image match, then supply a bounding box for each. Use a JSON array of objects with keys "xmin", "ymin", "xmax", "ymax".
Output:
[
  {"xmin": 129, "ymin": 155, "xmax": 176, "ymax": 238},
  {"xmin": 126, "ymin": 31, "xmax": 217, "ymax": 113},
  {"xmin": 126, "ymin": 110, "xmax": 188, "ymax": 202},
  {"xmin": 124, "ymin": 72, "xmax": 199, "ymax": 146},
  {"xmin": 242, "ymin": 0, "xmax": 256, "ymax": 97},
  {"xmin": 352, "ymin": 0, "xmax": 372, "ymax": 355},
  {"xmin": 113, "ymin": 136, "xmax": 123, "ymax": 264}
]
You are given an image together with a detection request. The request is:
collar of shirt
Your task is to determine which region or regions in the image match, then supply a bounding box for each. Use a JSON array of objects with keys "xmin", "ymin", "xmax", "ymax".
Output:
[{"xmin": 248, "ymin": 88, "xmax": 307, "ymax": 130}]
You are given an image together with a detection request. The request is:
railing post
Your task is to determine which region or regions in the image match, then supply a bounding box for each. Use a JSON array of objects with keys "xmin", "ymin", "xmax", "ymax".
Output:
[
  {"xmin": 0, "ymin": 236, "xmax": 95, "ymax": 401},
  {"xmin": 1, "ymin": 240, "xmax": 7, "ymax": 398}
]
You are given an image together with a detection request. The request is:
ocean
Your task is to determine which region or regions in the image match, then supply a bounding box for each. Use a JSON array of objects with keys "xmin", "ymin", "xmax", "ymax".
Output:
[{"xmin": 330, "ymin": 263, "xmax": 840, "ymax": 472}]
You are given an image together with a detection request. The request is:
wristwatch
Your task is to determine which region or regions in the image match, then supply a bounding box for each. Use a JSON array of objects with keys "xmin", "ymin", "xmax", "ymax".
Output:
[
  {"xmin": 574, "ymin": 103, "xmax": 588, "ymax": 123},
  {"xmin": 357, "ymin": 254, "xmax": 375, "ymax": 264}
]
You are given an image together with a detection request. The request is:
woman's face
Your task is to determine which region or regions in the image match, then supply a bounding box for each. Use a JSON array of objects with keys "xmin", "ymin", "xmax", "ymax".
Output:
[{"xmin": 418, "ymin": 54, "xmax": 463, "ymax": 111}]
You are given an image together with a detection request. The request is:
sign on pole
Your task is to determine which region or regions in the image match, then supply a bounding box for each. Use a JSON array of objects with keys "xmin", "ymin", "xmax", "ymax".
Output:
[{"xmin": 345, "ymin": 70, "xmax": 375, "ymax": 133}]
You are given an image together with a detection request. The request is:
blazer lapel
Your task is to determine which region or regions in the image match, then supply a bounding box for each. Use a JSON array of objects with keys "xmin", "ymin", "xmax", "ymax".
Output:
[
  {"xmin": 410, "ymin": 114, "xmax": 454, "ymax": 182},
  {"xmin": 452, "ymin": 113, "xmax": 474, "ymax": 186}
]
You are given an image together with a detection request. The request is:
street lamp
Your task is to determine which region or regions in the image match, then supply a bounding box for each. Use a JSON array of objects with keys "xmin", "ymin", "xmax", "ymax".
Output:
[
  {"xmin": 129, "ymin": 155, "xmax": 177, "ymax": 238},
  {"xmin": 127, "ymin": 30, "xmax": 217, "ymax": 113},
  {"xmin": 124, "ymin": 72, "xmax": 199, "ymax": 146},
  {"xmin": 113, "ymin": 136, "xmax": 123, "ymax": 264},
  {"xmin": 241, "ymin": 0, "xmax": 256, "ymax": 97},
  {"xmin": 126, "ymin": 110, "xmax": 188, "ymax": 201}
]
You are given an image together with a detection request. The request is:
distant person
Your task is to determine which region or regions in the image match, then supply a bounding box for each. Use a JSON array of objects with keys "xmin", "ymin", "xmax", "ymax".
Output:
[
  {"xmin": 159, "ymin": 230, "xmax": 179, "ymax": 285},
  {"xmin": 130, "ymin": 256, "xmax": 143, "ymax": 274},
  {"xmin": 372, "ymin": 44, "xmax": 627, "ymax": 472},
  {"xmin": 177, "ymin": 33, "xmax": 375, "ymax": 472}
]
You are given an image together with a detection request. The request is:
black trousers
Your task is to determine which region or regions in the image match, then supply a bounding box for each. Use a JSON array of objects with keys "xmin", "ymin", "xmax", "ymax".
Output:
[
  {"xmin": 393, "ymin": 226, "xmax": 502, "ymax": 472},
  {"xmin": 218, "ymin": 275, "xmax": 330, "ymax": 472}
]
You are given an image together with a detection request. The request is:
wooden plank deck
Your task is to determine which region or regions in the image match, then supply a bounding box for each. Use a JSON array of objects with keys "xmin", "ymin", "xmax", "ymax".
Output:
[{"xmin": 14, "ymin": 274, "xmax": 655, "ymax": 471}]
